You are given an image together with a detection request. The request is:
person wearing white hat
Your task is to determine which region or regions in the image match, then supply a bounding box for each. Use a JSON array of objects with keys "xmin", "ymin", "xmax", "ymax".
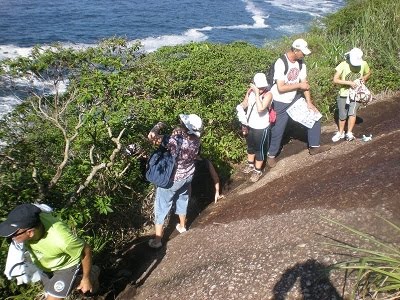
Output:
[
  {"xmin": 266, "ymin": 38, "xmax": 330, "ymax": 168},
  {"xmin": 236, "ymin": 73, "xmax": 273, "ymax": 183},
  {"xmin": 332, "ymin": 47, "xmax": 371, "ymax": 142},
  {"xmin": 147, "ymin": 114, "xmax": 202, "ymax": 248}
]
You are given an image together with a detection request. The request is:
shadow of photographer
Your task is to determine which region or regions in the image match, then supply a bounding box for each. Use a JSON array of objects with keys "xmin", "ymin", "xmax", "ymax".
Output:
[{"xmin": 272, "ymin": 259, "xmax": 343, "ymax": 300}]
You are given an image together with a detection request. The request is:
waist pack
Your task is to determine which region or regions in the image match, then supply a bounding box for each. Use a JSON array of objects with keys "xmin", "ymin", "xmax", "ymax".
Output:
[
  {"xmin": 145, "ymin": 135, "xmax": 183, "ymax": 188},
  {"xmin": 269, "ymin": 107, "xmax": 276, "ymax": 124},
  {"xmin": 349, "ymin": 79, "xmax": 372, "ymax": 105}
]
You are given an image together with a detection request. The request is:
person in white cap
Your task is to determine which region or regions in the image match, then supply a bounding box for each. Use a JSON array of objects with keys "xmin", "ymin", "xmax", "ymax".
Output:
[
  {"xmin": 236, "ymin": 73, "xmax": 273, "ymax": 182},
  {"xmin": 331, "ymin": 47, "xmax": 371, "ymax": 142},
  {"xmin": 266, "ymin": 38, "xmax": 331, "ymax": 168},
  {"xmin": 147, "ymin": 114, "xmax": 202, "ymax": 248}
]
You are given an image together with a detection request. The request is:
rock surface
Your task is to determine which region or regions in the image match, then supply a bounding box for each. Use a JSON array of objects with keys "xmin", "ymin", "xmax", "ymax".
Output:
[{"xmin": 100, "ymin": 92, "xmax": 400, "ymax": 300}]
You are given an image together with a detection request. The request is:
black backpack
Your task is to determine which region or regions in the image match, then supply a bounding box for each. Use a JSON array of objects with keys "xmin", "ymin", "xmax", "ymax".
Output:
[{"xmin": 266, "ymin": 54, "xmax": 303, "ymax": 90}]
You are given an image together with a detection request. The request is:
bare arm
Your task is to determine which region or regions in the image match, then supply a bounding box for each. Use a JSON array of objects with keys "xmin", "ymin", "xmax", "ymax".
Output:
[
  {"xmin": 250, "ymin": 84, "xmax": 272, "ymax": 113},
  {"xmin": 76, "ymin": 244, "xmax": 93, "ymax": 293},
  {"xmin": 147, "ymin": 122, "xmax": 167, "ymax": 145},
  {"xmin": 206, "ymin": 160, "xmax": 224, "ymax": 203},
  {"xmin": 333, "ymin": 70, "xmax": 357, "ymax": 89},
  {"xmin": 239, "ymin": 88, "xmax": 252, "ymax": 109},
  {"xmin": 276, "ymin": 79, "xmax": 310, "ymax": 94},
  {"xmin": 363, "ymin": 69, "xmax": 372, "ymax": 82}
]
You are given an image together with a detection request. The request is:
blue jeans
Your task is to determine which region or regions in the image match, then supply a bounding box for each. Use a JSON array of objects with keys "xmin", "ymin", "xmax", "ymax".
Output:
[
  {"xmin": 154, "ymin": 176, "xmax": 193, "ymax": 225},
  {"xmin": 268, "ymin": 99, "xmax": 321, "ymax": 157}
]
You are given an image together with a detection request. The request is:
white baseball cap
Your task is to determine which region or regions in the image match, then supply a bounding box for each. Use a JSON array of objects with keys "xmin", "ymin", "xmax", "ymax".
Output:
[
  {"xmin": 179, "ymin": 114, "xmax": 203, "ymax": 137},
  {"xmin": 253, "ymin": 73, "xmax": 268, "ymax": 88},
  {"xmin": 345, "ymin": 47, "xmax": 363, "ymax": 66},
  {"xmin": 292, "ymin": 38, "xmax": 311, "ymax": 55}
]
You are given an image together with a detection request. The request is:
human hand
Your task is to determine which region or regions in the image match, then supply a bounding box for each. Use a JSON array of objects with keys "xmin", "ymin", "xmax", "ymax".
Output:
[
  {"xmin": 299, "ymin": 81, "xmax": 310, "ymax": 91},
  {"xmin": 76, "ymin": 277, "xmax": 93, "ymax": 294},
  {"xmin": 350, "ymin": 81, "xmax": 358, "ymax": 89},
  {"xmin": 250, "ymin": 83, "xmax": 259, "ymax": 94},
  {"xmin": 214, "ymin": 193, "xmax": 225, "ymax": 203},
  {"xmin": 307, "ymin": 102, "xmax": 318, "ymax": 112},
  {"xmin": 148, "ymin": 131, "xmax": 157, "ymax": 141},
  {"xmin": 172, "ymin": 126, "xmax": 184, "ymax": 136}
]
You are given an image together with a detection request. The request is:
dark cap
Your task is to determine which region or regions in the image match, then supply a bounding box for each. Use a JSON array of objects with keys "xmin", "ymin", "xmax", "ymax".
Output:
[{"xmin": 0, "ymin": 204, "xmax": 41, "ymax": 237}]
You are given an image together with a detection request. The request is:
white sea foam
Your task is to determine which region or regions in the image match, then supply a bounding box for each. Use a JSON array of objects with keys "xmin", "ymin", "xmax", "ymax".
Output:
[
  {"xmin": 244, "ymin": 0, "xmax": 269, "ymax": 28},
  {"xmin": 139, "ymin": 29, "xmax": 208, "ymax": 53},
  {"xmin": 266, "ymin": 0, "xmax": 345, "ymax": 17}
]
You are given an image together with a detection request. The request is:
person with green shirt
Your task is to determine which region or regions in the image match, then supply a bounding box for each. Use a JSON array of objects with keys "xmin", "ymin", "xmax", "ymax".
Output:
[
  {"xmin": 332, "ymin": 47, "xmax": 371, "ymax": 142},
  {"xmin": 0, "ymin": 204, "xmax": 99, "ymax": 300}
]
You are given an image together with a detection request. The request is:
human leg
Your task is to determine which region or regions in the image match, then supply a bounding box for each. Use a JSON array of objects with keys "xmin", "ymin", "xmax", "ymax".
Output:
[
  {"xmin": 174, "ymin": 177, "xmax": 192, "ymax": 232},
  {"xmin": 307, "ymin": 120, "xmax": 321, "ymax": 147},
  {"xmin": 308, "ymin": 120, "xmax": 331, "ymax": 155},
  {"xmin": 243, "ymin": 129, "xmax": 257, "ymax": 173},
  {"xmin": 332, "ymin": 96, "xmax": 347, "ymax": 142},
  {"xmin": 268, "ymin": 101, "xmax": 290, "ymax": 158},
  {"xmin": 346, "ymin": 101, "xmax": 360, "ymax": 140},
  {"xmin": 151, "ymin": 186, "xmax": 176, "ymax": 244},
  {"xmin": 43, "ymin": 265, "xmax": 80, "ymax": 299}
]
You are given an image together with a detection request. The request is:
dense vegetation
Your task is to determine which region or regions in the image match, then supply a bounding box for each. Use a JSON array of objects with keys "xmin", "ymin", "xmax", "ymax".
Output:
[{"xmin": 0, "ymin": 0, "xmax": 399, "ymax": 298}]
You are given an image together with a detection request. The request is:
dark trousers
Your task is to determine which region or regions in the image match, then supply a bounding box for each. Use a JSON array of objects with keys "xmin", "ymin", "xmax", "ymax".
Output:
[{"xmin": 268, "ymin": 100, "xmax": 321, "ymax": 157}]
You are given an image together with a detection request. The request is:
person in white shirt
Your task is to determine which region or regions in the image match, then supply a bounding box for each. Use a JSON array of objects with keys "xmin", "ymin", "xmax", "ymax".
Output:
[
  {"xmin": 236, "ymin": 73, "xmax": 273, "ymax": 183},
  {"xmin": 267, "ymin": 39, "xmax": 330, "ymax": 168}
]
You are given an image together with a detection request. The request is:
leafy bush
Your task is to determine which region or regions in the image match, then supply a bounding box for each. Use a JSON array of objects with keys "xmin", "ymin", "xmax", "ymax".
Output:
[{"xmin": 324, "ymin": 217, "xmax": 400, "ymax": 299}]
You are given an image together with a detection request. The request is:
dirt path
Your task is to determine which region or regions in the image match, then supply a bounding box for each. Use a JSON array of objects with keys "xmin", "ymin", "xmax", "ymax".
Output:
[{"xmin": 98, "ymin": 93, "xmax": 400, "ymax": 300}]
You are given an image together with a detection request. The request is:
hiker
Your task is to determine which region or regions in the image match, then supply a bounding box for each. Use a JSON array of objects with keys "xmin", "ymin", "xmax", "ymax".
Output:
[
  {"xmin": 266, "ymin": 39, "xmax": 330, "ymax": 168},
  {"xmin": 147, "ymin": 113, "xmax": 202, "ymax": 248},
  {"xmin": 236, "ymin": 73, "xmax": 273, "ymax": 182},
  {"xmin": 331, "ymin": 47, "xmax": 371, "ymax": 142},
  {"xmin": 0, "ymin": 203, "xmax": 99, "ymax": 300}
]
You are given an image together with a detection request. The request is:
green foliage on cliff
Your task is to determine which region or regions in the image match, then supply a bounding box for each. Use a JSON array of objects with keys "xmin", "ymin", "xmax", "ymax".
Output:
[{"xmin": 0, "ymin": 0, "xmax": 399, "ymax": 297}]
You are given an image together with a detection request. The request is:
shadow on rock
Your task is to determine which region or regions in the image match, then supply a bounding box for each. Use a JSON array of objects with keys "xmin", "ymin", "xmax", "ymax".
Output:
[
  {"xmin": 100, "ymin": 236, "xmax": 167, "ymax": 300},
  {"xmin": 272, "ymin": 259, "xmax": 343, "ymax": 300}
]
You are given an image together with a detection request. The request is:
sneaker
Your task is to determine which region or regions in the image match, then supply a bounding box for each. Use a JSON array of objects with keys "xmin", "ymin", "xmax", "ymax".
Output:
[
  {"xmin": 249, "ymin": 170, "xmax": 262, "ymax": 183},
  {"xmin": 176, "ymin": 224, "xmax": 187, "ymax": 233},
  {"xmin": 309, "ymin": 145, "xmax": 331, "ymax": 155},
  {"xmin": 267, "ymin": 156, "xmax": 277, "ymax": 168},
  {"xmin": 345, "ymin": 132, "xmax": 355, "ymax": 141},
  {"xmin": 148, "ymin": 238, "xmax": 162, "ymax": 249},
  {"xmin": 331, "ymin": 131, "xmax": 345, "ymax": 142},
  {"xmin": 242, "ymin": 163, "xmax": 255, "ymax": 174}
]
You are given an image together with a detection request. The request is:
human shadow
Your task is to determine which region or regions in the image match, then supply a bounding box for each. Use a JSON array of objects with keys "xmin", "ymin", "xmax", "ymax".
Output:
[
  {"xmin": 272, "ymin": 259, "xmax": 343, "ymax": 300},
  {"xmin": 101, "ymin": 235, "xmax": 167, "ymax": 300}
]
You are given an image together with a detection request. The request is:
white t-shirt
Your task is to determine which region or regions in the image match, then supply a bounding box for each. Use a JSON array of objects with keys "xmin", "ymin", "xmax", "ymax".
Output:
[
  {"xmin": 271, "ymin": 55, "xmax": 307, "ymax": 104},
  {"xmin": 246, "ymin": 92, "xmax": 270, "ymax": 129}
]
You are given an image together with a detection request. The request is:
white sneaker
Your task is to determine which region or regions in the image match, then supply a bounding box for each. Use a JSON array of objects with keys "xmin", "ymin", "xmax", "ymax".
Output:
[
  {"xmin": 331, "ymin": 132, "xmax": 345, "ymax": 142},
  {"xmin": 176, "ymin": 224, "xmax": 187, "ymax": 233},
  {"xmin": 345, "ymin": 132, "xmax": 355, "ymax": 141}
]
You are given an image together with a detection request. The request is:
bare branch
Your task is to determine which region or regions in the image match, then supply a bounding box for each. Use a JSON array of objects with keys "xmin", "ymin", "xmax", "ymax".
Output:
[{"xmin": 74, "ymin": 127, "xmax": 126, "ymax": 196}]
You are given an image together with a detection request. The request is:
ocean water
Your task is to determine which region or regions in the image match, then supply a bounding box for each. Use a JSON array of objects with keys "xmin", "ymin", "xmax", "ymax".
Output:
[{"xmin": 0, "ymin": 0, "xmax": 345, "ymax": 118}]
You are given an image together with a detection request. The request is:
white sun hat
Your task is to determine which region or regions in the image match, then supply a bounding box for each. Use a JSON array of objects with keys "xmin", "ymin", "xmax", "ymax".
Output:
[
  {"xmin": 179, "ymin": 114, "xmax": 203, "ymax": 137},
  {"xmin": 253, "ymin": 73, "xmax": 268, "ymax": 88},
  {"xmin": 346, "ymin": 47, "xmax": 363, "ymax": 66}
]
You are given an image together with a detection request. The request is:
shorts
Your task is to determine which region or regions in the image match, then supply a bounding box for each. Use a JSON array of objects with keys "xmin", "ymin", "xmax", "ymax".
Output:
[
  {"xmin": 41, "ymin": 264, "xmax": 81, "ymax": 298},
  {"xmin": 337, "ymin": 95, "xmax": 361, "ymax": 120}
]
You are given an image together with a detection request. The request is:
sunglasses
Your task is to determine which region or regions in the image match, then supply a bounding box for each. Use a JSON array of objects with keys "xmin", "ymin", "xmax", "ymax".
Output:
[{"xmin": 11, "ymin": 228, "xmax": 32, "ymax": 238}]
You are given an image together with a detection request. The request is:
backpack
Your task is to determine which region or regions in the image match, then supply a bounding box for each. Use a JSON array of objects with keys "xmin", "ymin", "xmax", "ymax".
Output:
[
  {"xmin": 266, "ymin": 54, "xmax": 303, "ymax": 90},
  {"xmin": 145, "ymin": 135, "xmax": 183, "ymax": 188}
]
